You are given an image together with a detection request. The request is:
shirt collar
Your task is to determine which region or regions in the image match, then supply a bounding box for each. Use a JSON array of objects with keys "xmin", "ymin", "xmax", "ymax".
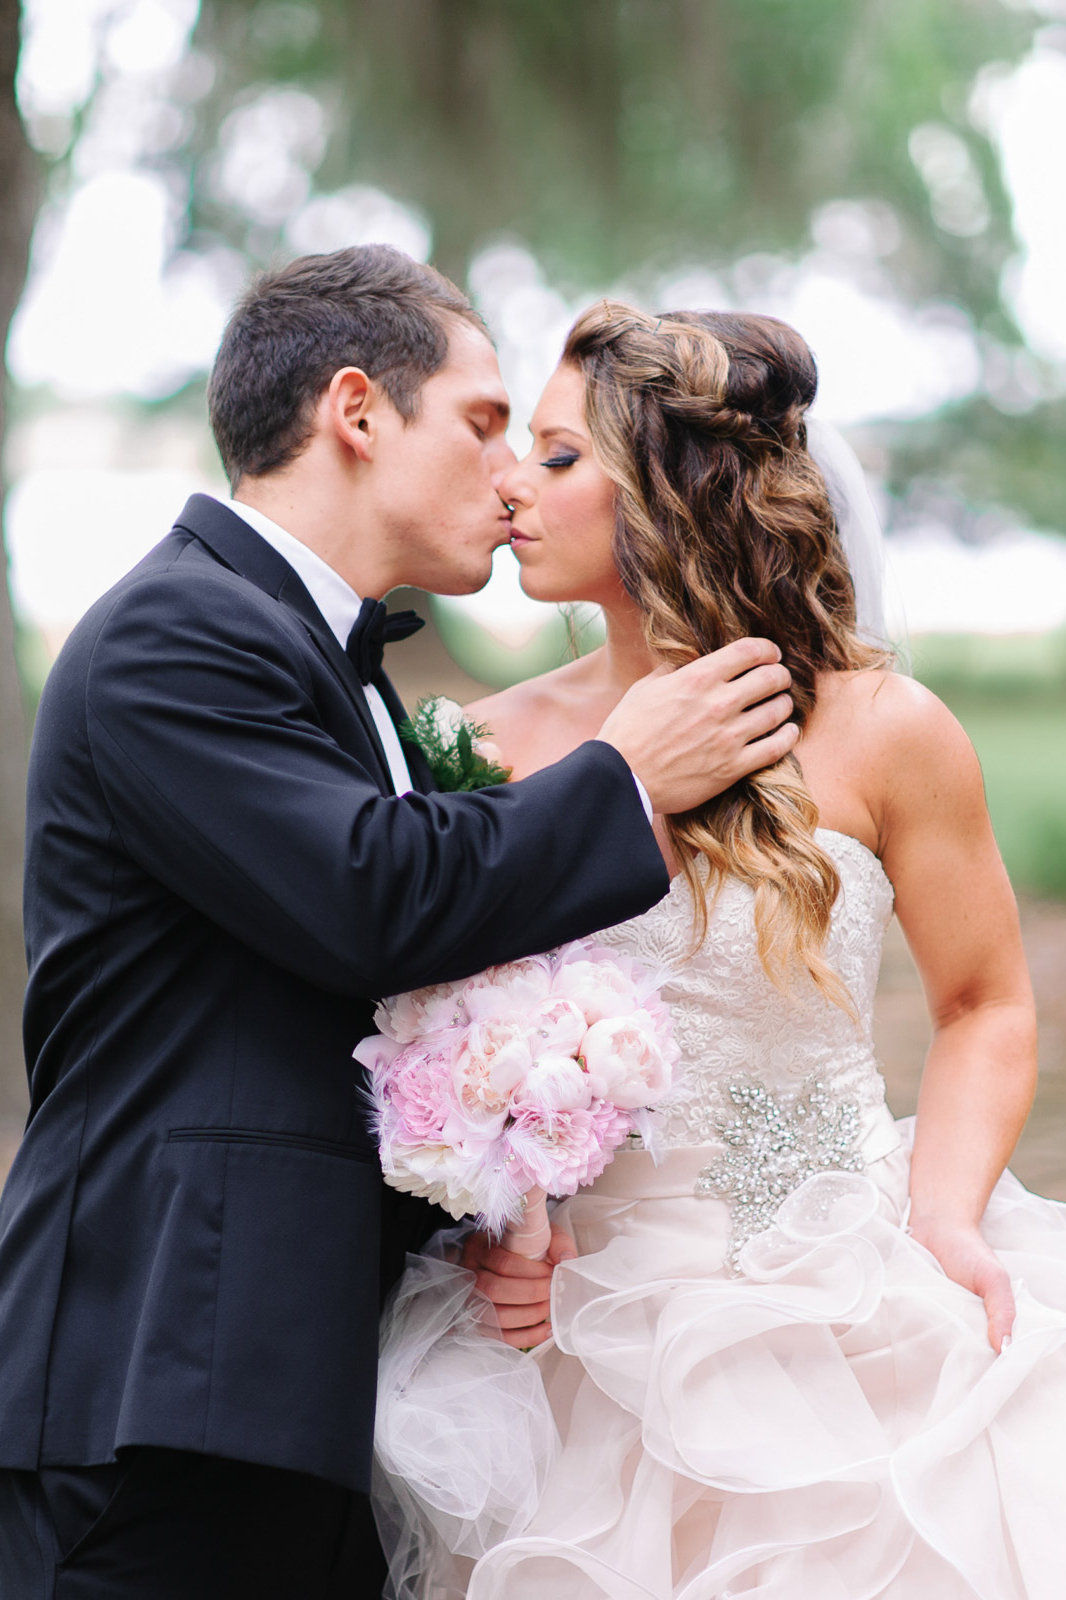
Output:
[{"xmin": 226, "ymin": 498, "xmax": 363, "ymax": 650}]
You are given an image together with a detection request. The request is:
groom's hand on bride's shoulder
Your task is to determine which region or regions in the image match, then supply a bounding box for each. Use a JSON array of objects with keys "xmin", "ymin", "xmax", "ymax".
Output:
[
  {"xmin": 460, "ymin": 1224, "xmax": 577, "ymax": 1349},
  {"xmin": 598, "ymin": 637, "xmax": 799, "ymax": 816}
]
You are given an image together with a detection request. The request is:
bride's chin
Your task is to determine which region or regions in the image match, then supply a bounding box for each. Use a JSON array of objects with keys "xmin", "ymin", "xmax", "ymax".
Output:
[
  {"xmin": 514, "ymin": 555, "xmax": 602, "ymax": 607},
  {"xmin": 517, "ymin": 573, "xmax": 569, "ymax": 604}
]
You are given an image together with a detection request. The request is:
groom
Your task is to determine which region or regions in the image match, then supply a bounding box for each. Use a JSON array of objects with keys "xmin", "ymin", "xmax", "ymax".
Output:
[{"xmin": 0, "ymin": 245, "xmax": 796, "ymax": 1597}]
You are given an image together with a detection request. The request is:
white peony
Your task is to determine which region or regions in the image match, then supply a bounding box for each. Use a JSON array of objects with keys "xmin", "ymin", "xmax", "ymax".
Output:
[
  {"xmin": 452, "ymin": 1018, "xmax": 534, "ymax": 1120},
  {"xmin": 512, "ymin": 1053, "xmax": 594, "ymax": 1114},
  {"xmin": 580, "ymin": 1015, "xmax": 673, "ymax": 1108},
  {"xmin": 385, "ymin": 1140, "xmax": 484, "ymax": 1220},
  {"xmin": 377, "ymin": 981, "xmax": 467, "ymax": 1043},
  {"xmin": 525, "ymin": 996, "xmax": 589, "ymax": 1060},
  {"xmin": 461, "ymin": 959, "xmax": 554, "ymax": 1021},
  {"xmin": 551, "ymin": 958, "xmax": 641, "ymax": 1024}
]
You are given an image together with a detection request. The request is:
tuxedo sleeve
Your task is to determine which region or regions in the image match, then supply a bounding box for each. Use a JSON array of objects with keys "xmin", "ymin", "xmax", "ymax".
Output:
[{"xmin": 83, "ymin": 567, "xmax": 669, "ymax": 996}]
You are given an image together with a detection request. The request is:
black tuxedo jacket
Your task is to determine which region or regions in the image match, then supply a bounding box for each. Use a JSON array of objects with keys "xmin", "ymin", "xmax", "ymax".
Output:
[{"xmin": 0, "ymin": 495, "xmax": 668, "ymax": 1492}]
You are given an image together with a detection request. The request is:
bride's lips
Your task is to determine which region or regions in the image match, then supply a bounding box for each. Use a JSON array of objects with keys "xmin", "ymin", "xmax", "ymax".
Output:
[{"xmin": 509, "ymin": 525, "xmax": 535, "ymax": 548}]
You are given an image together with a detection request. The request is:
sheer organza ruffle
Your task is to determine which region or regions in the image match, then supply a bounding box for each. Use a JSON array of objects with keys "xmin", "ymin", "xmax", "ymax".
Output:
[
  {"xmin": 373, "ymin": 1248, "xmax": 560, "ymax": 1599},
  {"xmin": 374, "ymin": 1118, "xmax": 1066, "ymax": 1599}
]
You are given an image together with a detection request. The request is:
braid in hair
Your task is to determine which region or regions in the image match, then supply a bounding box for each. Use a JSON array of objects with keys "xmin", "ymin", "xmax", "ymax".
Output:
[{"xmin": 562, "ymin": 302, "xmax": 892, "ymax": 1012}]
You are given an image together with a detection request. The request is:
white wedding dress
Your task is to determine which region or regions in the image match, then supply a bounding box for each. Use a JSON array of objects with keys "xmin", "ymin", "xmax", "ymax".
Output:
[{"xmin": 374, "ymin": 830, "xmax": 1066, "ymax": 1599}]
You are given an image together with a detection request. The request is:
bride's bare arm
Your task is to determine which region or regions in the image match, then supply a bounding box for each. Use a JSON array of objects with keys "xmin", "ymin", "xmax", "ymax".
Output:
[{"xmin": 874, "ymin": 675, "xmax": 1037, "ymax": 1351}]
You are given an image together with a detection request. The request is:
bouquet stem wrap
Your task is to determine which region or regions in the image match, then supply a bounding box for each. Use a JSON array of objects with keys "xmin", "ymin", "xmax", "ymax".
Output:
[{"xmin": 501, "ymin": 1186, "xmax": 551, "ymax": 1261}]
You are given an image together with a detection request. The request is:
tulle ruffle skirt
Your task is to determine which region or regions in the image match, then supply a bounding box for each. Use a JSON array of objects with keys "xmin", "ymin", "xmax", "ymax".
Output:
[{"xmin": 374, "ymin": 1116, "xmax": 1066, "ymax": 1598}]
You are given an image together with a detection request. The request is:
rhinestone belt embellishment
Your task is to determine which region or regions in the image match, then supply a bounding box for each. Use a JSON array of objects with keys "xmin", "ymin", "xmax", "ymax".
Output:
[{"xmin": 695, "ymin": 1075, "xmax": 865, "ymax": 1272}]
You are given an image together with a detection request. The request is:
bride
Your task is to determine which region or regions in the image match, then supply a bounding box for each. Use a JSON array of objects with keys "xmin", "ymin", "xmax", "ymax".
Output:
[{"xmin": 374, "ymin": 303, "xmax": 1066, "ymax": 1598}]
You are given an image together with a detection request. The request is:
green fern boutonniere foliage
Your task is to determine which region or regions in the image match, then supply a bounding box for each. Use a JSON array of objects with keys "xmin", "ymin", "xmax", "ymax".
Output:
[{"xmin": 398, "ymin": 696, "xmax": 512, "ymax": 793}]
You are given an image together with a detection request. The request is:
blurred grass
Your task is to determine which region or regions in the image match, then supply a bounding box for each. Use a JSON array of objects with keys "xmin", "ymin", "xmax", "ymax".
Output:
[{"xmin": 911, "ymin": 629, "xmax": 1066, "ymax": 900}]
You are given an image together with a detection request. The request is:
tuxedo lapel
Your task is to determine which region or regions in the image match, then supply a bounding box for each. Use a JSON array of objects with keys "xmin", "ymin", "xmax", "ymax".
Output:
[{"xmin": 171, "ymin": 495, "xmax": 395, "ymax": 792}]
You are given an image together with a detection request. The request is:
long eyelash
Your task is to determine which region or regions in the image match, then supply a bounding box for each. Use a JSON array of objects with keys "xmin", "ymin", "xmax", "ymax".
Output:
[{"xmin": 542, "ymin": 453, "xmax": 579, "ymax": 469}]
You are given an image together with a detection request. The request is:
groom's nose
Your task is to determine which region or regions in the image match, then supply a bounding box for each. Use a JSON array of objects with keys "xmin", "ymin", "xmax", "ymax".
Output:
[
  {"xmin": 495, "ymin": 456, "xmax": 529, "ymax": 511},
  {"xmin": 487, "ymin": 433, "xmax": 518, "ymax": 481}
]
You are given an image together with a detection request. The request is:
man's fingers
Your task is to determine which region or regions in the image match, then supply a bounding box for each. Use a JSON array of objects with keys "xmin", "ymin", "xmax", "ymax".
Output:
[
  {"xmin": 725, "ymin": 662, "xmax": 792, "ymax": 711},
  {"xmin": 662, "ymin": 640, "xmax": 786, "ymax": 697},
  {"xmin": 737, "ymin": 691, "xmax": 795, "ymax": 742},
  {"xmin": 654, "ymin": 638, "xmax": 786, "ymax": 687},
  {"xmin": 701, "ymin": 636, "xmax": 784, "ymax": 679},
  {"xmin": 728, "ymin": 719, "xmax": 800, "ymax": 781}
]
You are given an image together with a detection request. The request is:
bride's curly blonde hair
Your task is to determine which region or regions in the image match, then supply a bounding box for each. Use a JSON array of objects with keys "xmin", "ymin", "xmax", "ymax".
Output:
[{"xmin": 561, "ymin": 301, "xmax": 892, "ymax": 1011}]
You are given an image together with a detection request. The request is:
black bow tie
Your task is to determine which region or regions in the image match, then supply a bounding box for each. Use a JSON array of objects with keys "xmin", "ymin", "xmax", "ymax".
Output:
[{"xmin": 345, "ymin": 597, "xmax": 425, "ymax": 686}]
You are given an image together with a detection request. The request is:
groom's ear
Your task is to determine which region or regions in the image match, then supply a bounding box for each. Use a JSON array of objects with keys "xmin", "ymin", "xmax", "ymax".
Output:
[{"xmin": 325, "ymin": 366, "xmax": 376, "ymax": 463}]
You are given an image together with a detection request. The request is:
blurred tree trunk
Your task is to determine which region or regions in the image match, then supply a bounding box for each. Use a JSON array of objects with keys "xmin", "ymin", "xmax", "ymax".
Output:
[{"xmin": 0, "ymin": 0, "xmax": 39, "ymax": 1133}]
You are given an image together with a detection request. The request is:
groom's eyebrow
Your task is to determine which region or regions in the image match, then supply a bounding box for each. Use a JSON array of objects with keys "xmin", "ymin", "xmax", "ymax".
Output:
[{"xmin": 474, "ymin": 395, "xmax": 511, "ymax": 426}]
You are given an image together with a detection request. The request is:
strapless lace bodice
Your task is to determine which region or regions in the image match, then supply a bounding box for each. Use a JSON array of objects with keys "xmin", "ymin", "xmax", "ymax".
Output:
[{"xmin": 597, "ymin": 830, "xmax": 895, "ymax": 1152}]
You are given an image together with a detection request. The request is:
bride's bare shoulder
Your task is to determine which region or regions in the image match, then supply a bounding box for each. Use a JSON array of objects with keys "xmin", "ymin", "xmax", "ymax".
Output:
[
  {"xmin": 820, "ymin": 666, "xmax": 967, "ymax": 745},
  {"xmin": 819, "ymin": 666, "xmax": 981, "ymax": 799},
  {"xmin": 465, "ymin": 652, "xmax": 604, "ymax": 772}
]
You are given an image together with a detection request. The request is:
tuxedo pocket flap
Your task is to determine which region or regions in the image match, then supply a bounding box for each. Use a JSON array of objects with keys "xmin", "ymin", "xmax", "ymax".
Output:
[{"xmin": 167, "ymin": 1126, "xmax": 379, "ymax": 1162}]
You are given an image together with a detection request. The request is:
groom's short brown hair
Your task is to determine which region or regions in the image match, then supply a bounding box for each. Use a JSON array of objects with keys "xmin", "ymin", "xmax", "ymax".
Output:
[{"xmin": 208, "ymin": 244, "xmax": 487, "ymax": 488}]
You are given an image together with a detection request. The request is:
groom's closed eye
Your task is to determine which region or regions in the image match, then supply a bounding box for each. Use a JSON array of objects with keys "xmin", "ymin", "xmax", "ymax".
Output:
[{"xmin": 467, "ymin": 397, "xmax": 510, "ymax": 437}]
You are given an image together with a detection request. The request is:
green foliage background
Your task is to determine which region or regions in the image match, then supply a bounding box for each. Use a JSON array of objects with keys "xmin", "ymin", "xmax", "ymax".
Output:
[
  {"xmin": 169, "ymin": 0, "xmax": 1062, "ymax": 536},
  {"xmin": 12, "ymin": 0, "xmax": 1066, "ymax": 895}
]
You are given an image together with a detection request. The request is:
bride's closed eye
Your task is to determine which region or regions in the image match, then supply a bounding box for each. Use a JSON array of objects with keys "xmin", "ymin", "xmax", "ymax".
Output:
[{"xmin": 542, "ymin": 452, "xmax": 579, "ymax": 469}]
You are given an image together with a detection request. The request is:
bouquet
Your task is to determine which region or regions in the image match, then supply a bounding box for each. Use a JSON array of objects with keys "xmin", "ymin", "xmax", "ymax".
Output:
[{"xmin": 354, "ymin": 939, "xmax": 679, "ymax": 1259}]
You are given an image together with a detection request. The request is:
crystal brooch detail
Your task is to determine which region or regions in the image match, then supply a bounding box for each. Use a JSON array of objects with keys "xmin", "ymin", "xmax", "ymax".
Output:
[{"xmin": 695, "ymin": 1075, "xmax": 865, "ymax": 1271}]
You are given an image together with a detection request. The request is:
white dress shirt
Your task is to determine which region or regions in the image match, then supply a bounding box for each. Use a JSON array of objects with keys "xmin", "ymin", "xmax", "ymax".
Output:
[
  {"xmin": 225, "ymin": 499, "xmax": 414, "ymax": 795},
  {"xmin": 222, "ymin": 498, "xmax": 652, "ymax": 821}
]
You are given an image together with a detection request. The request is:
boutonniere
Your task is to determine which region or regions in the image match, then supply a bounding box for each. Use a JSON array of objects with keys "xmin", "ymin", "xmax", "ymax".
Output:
[{"xmin": 398, "ymin": 696, "xmax": 512, "ymax": 792}]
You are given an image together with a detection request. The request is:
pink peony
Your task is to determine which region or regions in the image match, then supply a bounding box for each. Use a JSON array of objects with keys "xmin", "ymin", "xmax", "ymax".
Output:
[
  {"xmin": 504, "ymin": 1101, "xmax": 633, "ymax": 1195},
  {"xmin": 384, "ymin": 1044, "xmax": 458, "ymax": 1144}
]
